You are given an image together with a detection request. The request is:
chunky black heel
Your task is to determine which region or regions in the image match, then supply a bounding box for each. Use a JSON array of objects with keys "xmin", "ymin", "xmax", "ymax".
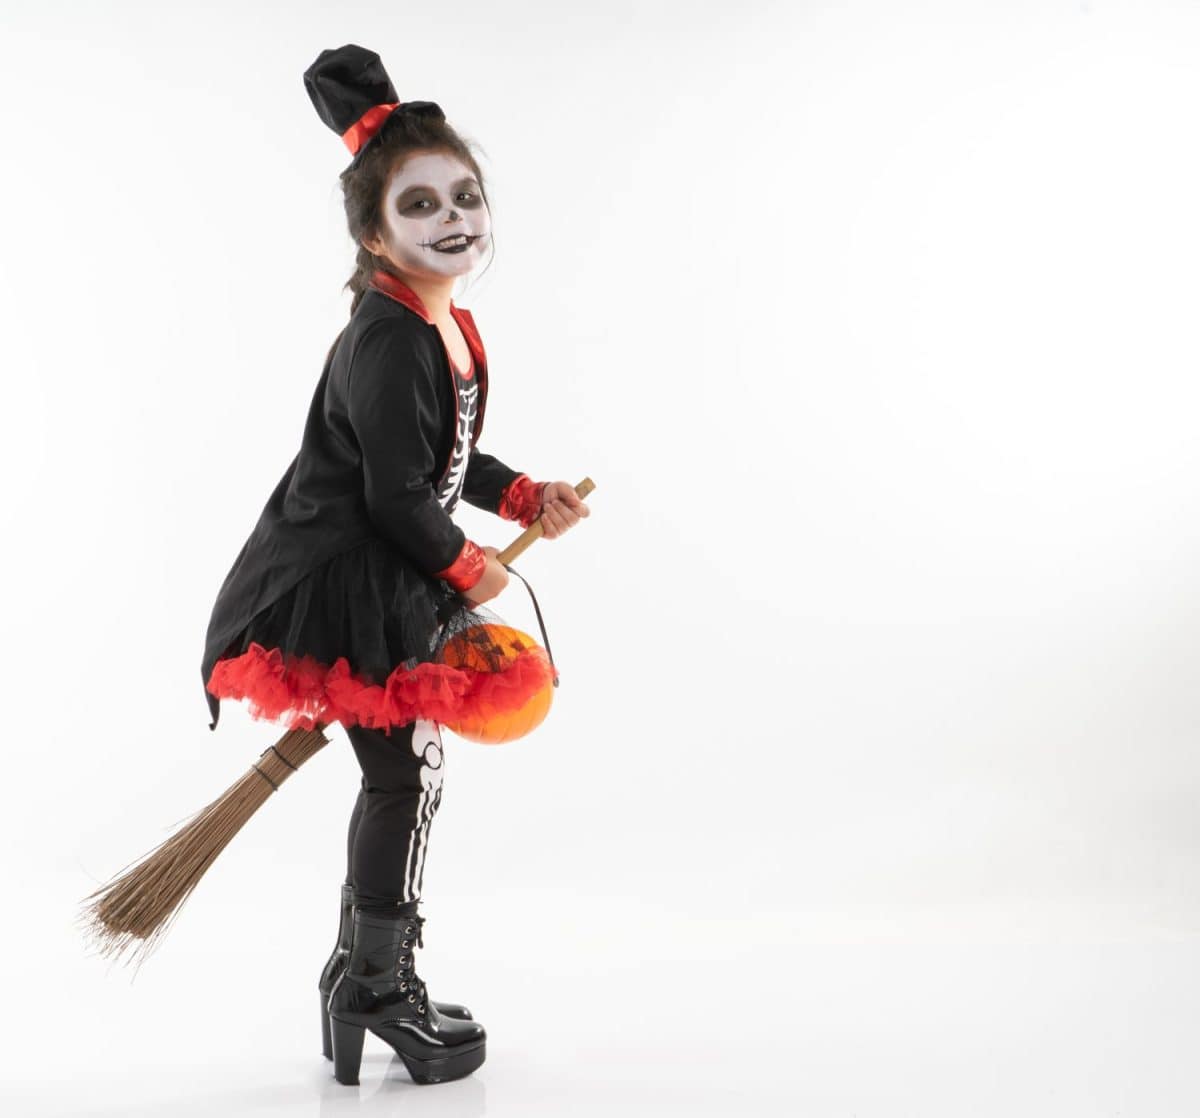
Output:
[
  {"xmin": 319, "ymin": 883, "xmax": 473, "ymax": 1060},
  {"xmin": 327, "ymin": 901, "xmax": 486, "ymax": 1087},
  {"xmin": 330, "ymin": 1014, "xmax": 367, "ymax": 1085}
]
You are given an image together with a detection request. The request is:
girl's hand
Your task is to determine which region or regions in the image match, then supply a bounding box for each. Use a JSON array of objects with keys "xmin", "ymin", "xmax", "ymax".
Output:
[{"xmin": 538, "ymin": 481, "xmax": 590, "ymax": 540}]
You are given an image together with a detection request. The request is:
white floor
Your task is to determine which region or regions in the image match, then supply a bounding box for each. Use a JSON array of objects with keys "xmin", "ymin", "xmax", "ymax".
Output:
[{"xmin": 12, "ymin": 886, "xmax": 1200, "ymax": 1117}]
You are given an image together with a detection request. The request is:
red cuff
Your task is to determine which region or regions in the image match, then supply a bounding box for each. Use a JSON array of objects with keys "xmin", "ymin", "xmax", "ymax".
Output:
[
  {"xmin": 498, "ymin": 475, "xmax": 548, "ymax": 528},
  {"xmin": 433, "ymin": 538, "xmax": 487, "ymax": 592}
]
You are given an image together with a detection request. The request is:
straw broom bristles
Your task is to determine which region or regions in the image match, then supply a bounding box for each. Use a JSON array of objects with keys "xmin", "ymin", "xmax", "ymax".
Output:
[{"xmin": 77, "ymin": 724, "xmax": 331, "ymax": 971}]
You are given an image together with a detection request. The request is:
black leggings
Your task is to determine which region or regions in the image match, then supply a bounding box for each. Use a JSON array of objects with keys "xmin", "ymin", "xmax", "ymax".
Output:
[{"xmin": 343, "ymin": 719, "xmax": 446, "ymax": 906}]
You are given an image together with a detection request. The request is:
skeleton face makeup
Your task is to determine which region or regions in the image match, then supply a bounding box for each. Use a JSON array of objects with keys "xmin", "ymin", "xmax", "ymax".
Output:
[{"xmin": 369, "ymin": 150, "xmax": 491, "ymax": 280}]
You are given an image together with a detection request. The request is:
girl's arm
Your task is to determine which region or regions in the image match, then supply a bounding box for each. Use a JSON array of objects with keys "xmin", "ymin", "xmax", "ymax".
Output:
[
  {"xmin": 462, "ymin": 448, "xmax": 548, "ymax": 528},
  {"xmin": 347, "ymin": 321, "xmax": 487, "ymax": 593}
]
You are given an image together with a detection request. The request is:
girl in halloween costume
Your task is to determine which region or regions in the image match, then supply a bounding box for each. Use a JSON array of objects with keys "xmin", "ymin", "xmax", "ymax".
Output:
[{"xmin": 200, "ymin": 44, "xmax": 589, "ymax": 1086}]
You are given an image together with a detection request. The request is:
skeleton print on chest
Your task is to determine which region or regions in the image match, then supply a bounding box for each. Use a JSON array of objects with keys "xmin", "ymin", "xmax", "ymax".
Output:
[{"xmin": 435, "ymin": 363, "xmax": 477, "ymax": 514}]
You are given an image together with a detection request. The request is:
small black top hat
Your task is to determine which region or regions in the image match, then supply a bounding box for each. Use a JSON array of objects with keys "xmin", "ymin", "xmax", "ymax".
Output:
[{"xmin": 303, "ymin": 44, "xmax": 444, "ymax": 170}]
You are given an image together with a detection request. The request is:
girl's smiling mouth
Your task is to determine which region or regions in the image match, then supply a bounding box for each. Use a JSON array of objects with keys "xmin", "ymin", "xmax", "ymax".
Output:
[{"xmin": 429, "ymin": 233, "xmax": 481, "ymax": 252}]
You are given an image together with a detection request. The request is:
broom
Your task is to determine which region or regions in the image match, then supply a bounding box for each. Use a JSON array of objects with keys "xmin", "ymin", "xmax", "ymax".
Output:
[{"xmin": 78, "ymin": 477, "xmax": 594, "ymax": 970}]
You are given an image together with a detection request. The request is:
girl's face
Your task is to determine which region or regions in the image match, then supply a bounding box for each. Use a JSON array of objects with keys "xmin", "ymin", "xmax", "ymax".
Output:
[{"xmin": 367, "ymin": 150, "xmax": 491, "ymax": 280}]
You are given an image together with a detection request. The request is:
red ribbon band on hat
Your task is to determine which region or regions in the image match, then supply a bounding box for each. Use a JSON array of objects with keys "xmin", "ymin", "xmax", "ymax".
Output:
[{"xmin": 342, "ymin": 102, "xmax": 401, "ymax": 155}]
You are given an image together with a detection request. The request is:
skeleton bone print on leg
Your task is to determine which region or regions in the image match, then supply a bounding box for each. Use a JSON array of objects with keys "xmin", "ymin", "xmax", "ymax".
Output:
[
  {"xmin": 436, "ymin": 374, "xmax": 478, "ymax": 513},
  {"xmin": 404, "ymin": 718, "xmax": 446, "ymax": 900}
]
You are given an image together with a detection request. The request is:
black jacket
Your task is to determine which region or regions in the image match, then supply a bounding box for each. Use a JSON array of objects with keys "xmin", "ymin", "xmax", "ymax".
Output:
[{"xmin": 200, "ymin": 274, "xmax": 527, "ymax": 731}]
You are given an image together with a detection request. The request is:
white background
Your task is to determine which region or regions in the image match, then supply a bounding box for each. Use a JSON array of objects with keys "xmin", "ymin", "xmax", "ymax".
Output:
[{"xmin": 2, "ymin": 0, "xmax": 1198, "ymax": 1114}]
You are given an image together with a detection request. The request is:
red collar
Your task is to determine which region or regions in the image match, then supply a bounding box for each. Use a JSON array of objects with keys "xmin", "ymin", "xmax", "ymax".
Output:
[
  {"xmin": 368, "ymin": 268, "xmax": 440, "ymax": 322},
  {"xmin": 367, "ymin": 268, "xmax": 486, "ymax": 374}
]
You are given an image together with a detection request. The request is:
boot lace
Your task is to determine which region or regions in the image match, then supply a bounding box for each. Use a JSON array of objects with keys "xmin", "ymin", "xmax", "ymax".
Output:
[{"xmin": 396, "ymin": 913, "xmax": 428, "ymax": 1016}]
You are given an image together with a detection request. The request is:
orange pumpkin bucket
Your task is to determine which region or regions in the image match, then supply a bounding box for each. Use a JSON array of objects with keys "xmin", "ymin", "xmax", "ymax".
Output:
[
  {"xmin": 434, "ymin": 476, "xmax": 591, "ymax": 744},
  {"xmin": 437, "ymin": 620, "xmax": 556, "ymax": 743}
]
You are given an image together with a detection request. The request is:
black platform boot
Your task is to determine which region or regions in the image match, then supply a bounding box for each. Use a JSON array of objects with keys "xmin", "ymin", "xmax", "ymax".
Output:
[
  {"xmin": 326, "ymin": 901, "xmax": 487, "ymax": 1086},
  {"xmin": 318, "ymin": 884, "xmax": 473, "ymax": 1059}
]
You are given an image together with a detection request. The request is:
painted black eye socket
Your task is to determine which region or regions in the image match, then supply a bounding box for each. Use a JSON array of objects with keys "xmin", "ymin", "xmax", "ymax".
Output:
[{"xmin": 408, "ymin": 191, "xmax": 478, "ymax": 211}]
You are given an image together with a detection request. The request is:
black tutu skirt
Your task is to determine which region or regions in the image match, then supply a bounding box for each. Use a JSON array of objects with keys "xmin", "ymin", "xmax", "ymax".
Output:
[{"xmin": 204, "ymin": 536, "xmax": 557, "ymax": 738}]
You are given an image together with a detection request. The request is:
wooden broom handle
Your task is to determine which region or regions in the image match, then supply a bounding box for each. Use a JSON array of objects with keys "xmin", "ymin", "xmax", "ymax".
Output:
[{"xmin": 496, "ymin": 476, "xmax": 595, "ymax": 566}]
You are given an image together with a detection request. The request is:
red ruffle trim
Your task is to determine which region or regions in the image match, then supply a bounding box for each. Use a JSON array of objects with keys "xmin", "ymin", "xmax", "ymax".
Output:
[{"xmin": 206, "ymin": 641, "xmax": 558, "ymax": 736}]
